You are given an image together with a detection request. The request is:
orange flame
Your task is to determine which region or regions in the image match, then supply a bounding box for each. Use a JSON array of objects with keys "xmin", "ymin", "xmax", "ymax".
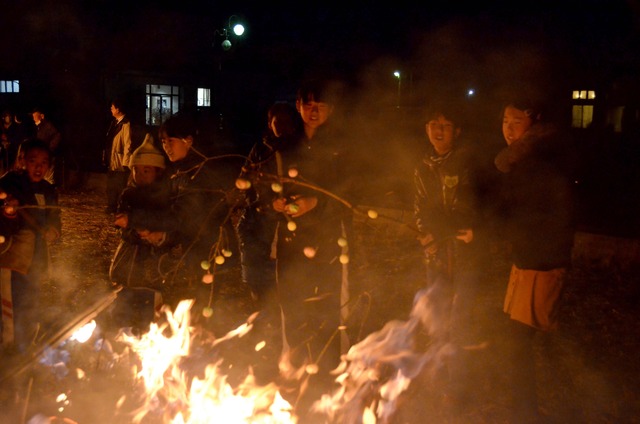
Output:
[{"xmin": 117, "ymin": 300, "xmax": 297, "ymax": 423}]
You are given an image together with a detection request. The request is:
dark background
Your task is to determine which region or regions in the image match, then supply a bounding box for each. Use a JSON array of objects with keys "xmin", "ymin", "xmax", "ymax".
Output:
[{"xmin": 1, "ymin": 0, "xmax": 637, "ymax": 126}]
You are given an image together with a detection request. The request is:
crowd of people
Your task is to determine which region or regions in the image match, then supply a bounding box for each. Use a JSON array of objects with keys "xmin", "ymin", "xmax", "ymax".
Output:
[
  {"xmin": 0, "ymin": 78, "xmax": 577, "ymax": 422},
  {"xmin": 0, "ymin": 107, "xmax": 61, "ymax": 181}
]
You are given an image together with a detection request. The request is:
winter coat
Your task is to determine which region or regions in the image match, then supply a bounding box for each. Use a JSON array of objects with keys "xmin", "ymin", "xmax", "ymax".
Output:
[
  {"xmin": 110, "ymin": 178, "xmax": 173, "ymax": 287},
  {"xmin": 34, "ymin": 120, "xmax": 61, "ymax": 154},
  {"xmin": 494, "ymin": 122, "xmax": 575, "ymax": 270},
  {"xmin": 273, "ymin": 124, "xmax": 353, "ymax": 373},
  {"xmin": 237, "ymin": 131, "xmax": 298, "ymax": 216},
  {"xmin": 275, "ymin": 126, "xmax": 352, "ymax": 263},
  {"xmin": 106, "ymin": 117, "xmax": 132, "ymax": 171},
  {"xmin": 0, "ymin": 171, "xmax": 60, "ymax": 273},
  {"xmin": 414, "ymin": 145, "xmax": 480, "ymax": 268},
  {"xmin": 414, "ymin": 146, "xmax": 476, "ymax": 239},
  {"xmin": 163, "ymin": 150, "xmax": 237, "ymax": 279},
  {"xmin": 117, "ymin": 176, "xmax": 173, "ymax": 242},
  {"xmin": 0, "ymin": 171, "xmax": 60, "ymax": 235}
]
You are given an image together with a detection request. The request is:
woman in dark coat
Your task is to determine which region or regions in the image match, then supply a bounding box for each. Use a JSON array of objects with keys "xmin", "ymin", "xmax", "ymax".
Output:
[{"xmin": 495, "ymin": 99, "xmax": 575, "ymax": 422}]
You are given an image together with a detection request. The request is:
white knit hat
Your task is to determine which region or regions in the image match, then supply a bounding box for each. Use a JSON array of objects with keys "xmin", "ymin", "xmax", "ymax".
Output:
[{"xmin": 130, "ymin": 134, "xmax": 166, "ymax": 169}]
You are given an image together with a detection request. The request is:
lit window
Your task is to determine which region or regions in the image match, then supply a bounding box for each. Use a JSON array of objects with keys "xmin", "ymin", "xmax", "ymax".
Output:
[
  {"xmin": 572, "ymin": 89, "xmax": 596, "ymax": 100},
  {"xmin": 0, "ymin": 80, "xmax": 19, "ymax": 93},
  {"xmin": 571, "ymin": 89, "xmax": 596, "ymax": 128},
  {"xmin": 572, "ymin": 105, "xmax": 593, "ymax": 129},
  {"xmin": 145, "ymin": 84, "xmax": 180, "ymax": 126},
  {"xmin": 197, "ymin": 88, "xmax": 211, "ymax": 107}
]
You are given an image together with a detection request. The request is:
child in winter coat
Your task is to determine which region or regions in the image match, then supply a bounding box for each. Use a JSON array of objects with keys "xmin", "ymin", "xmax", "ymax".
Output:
[
  {"xmin": 413, "ymin": 101, "xmax": 486, "ymax": 410},
  {"xmin": 271, "ymin": 79, "xmax": 352, "ymax": 416},
  {"xmin": 110, "ymin": 134, "xmax": 170, "ymax": 330},
  {"xmin": 0, "ymin": 138, "xmax": 61, "ymax": 353},
  {"xmin": 235, "ymin": 101, "xmax": 302, "ymax": 310}
]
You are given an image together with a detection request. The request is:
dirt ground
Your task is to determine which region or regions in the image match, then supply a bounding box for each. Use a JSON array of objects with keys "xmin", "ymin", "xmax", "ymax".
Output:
[{"xmin": 2, "ymin": 187, "xmax": 639, "ymax": 423}]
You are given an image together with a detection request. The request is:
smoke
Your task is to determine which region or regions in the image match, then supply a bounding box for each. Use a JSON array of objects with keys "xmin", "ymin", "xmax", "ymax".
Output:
[
  {"xmin": 313, "ymin": 285, "xmax": 456, "ymax": 423},
  {"xmin": 336, "ymin": 14, "xmax": 563, "ymax": 184}
]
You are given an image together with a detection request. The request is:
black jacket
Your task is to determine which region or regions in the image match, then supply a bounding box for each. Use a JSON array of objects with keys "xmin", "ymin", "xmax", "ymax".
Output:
[{"xmin": 494, "ymin": 123, "xmax": 575, "ymax": 270}]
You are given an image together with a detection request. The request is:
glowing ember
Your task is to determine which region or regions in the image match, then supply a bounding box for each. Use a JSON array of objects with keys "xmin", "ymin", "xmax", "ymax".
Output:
[{"xmin": 69, "ymin": 320, "xmax": 97, "ymax": 343}]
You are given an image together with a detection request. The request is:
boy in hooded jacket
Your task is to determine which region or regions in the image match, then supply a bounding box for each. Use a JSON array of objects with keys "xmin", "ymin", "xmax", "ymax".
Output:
[{"xmin": 413, "ymin": 101, "xmax": 486, "ymax": 411}]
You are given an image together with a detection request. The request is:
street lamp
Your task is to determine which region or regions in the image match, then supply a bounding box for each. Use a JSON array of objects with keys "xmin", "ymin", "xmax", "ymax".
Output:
[
  {"xmin": 215, "ymin": 15, "xmax": 246, "ymax": 51},
  {"xmin": 393, "ymin": 70, "xmax": 401, "ymax": 108}
]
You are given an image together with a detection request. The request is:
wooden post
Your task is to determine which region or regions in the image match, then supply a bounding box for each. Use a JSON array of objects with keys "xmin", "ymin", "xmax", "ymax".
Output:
[{"xmin": 1, "ymin": 268, "xmax": 14, "ymax": 346}]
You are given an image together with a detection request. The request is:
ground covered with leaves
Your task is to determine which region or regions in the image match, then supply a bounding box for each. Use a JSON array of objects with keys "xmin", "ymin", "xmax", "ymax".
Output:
[{"xmin": 2, "ymin": 187, "xmax": 639, "ymax": 423}]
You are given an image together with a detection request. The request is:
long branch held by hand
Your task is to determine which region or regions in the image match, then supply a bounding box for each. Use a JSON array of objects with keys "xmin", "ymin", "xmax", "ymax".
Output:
[{"xmin": 247, "ymin": 170, "xmax": 423, "ymax": 235}]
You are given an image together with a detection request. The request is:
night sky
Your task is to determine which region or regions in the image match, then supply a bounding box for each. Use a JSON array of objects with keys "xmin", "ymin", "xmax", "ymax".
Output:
[{"xmin": 2, "ymin": 1, "xmax": 637, "ymax": 83}]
